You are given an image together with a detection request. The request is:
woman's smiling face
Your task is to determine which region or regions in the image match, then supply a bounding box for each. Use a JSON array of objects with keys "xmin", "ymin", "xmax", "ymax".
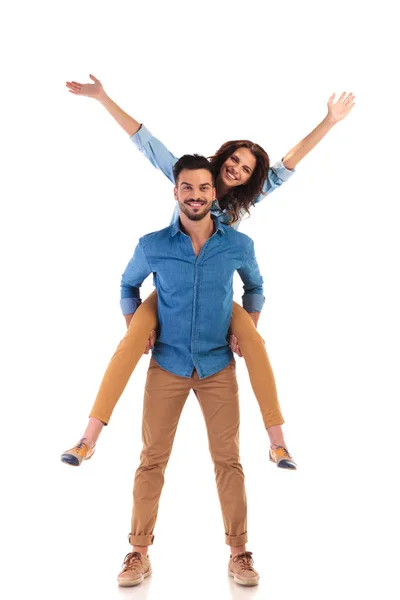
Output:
[{"xmin": 219, "ymin": 147, "xmax": 257, "ymax": 189}]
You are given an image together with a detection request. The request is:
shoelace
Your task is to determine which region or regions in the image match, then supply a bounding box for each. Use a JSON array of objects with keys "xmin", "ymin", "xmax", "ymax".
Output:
[
  {"xmin": 122, "ymin": 552, "xmax": 143, "ymax": 571},
  {"xmin": 74, "ymin": 440, "xmax": 88, "ymax": 455},
  {"xmin": 274, "ymin": 445, "xmax": 292, "ymax": 458},
  {"xmin": 233, "ymin": 551, "xmax": 255, "ymax": 572}
]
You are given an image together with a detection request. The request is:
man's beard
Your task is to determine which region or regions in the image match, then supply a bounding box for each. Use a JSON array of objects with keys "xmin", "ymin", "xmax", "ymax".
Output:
[{"xmin": 179, "ymin": 200, "xmax": 212, "ymax": 221}]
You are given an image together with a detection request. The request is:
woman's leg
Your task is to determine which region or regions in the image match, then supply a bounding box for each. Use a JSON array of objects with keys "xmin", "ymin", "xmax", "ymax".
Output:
[
  {"xmin": 89, "ymin": 290, "xmax": 158, "ymax": 426},
  {"xmin": 230, "ymin": 302, "xmax": 290, "ymax": 450},
  {"xmin": 61, "ymin": 291, "xmax": 158, "ymax": 464}
]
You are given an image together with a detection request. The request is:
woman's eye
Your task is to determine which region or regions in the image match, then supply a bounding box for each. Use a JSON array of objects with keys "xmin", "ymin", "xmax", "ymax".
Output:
[{"xmin": 231, "ymin": 156, "xmax": 238, "ymax": 162}]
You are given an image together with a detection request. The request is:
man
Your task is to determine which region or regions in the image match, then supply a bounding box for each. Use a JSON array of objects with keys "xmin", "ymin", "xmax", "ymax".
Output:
[{"xmin": 117, "ymin": 154, "xmax": 264, "ymax": 588}]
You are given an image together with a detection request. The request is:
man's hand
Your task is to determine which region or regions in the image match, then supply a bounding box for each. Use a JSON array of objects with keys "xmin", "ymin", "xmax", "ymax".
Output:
[
  {"xmin": 230, "ymin": 334, "xmax": 243, "ymax": 358},
  {"xmin": 327, "ymin": 92, "xmax": 356, "ymax": 124},
  {"xmin": 66, "ymin": 74, "xmax": 105, "ymax": 101},
  {"xmin": 144, "ymin": 330, "xmax": 156, "ymax": 355}
]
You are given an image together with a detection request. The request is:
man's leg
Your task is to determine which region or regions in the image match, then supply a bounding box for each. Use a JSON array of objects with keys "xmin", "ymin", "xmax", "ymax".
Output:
[
  {"xmin": 129, "ymin": 358, "xmax": 191, "ymax": 548},
  {"xmin": 118, "ymin": 359, "xmax": 191, "ymax": 587},
  {"xmin": 193, "ymin": 360, "xmax": 259, "ymax": 586}
]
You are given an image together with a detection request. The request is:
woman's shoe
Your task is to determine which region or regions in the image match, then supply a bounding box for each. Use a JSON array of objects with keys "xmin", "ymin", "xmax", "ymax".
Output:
[
  {"xmin": 60, "ymin": 439, "xmax": 96, "ymax": 466},
  {"xmin": 269, "ymin": 446, "xmax": 297, "ymax": 469}
]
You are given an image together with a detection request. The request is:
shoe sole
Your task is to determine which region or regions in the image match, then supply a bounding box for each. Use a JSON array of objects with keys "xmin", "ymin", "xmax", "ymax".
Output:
[
  {"xmin": 118, "ymin": 569, "xmax": 152, "ymax": 587},
  {"xmin": 228, "ymin": 569, "xmax": 259, "ymax": 586}
]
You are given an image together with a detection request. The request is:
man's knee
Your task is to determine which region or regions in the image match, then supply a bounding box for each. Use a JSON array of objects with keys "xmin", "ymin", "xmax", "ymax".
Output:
[
  {"xmin": 139, "ymin": 447, "xmax": 172, "ymax": 469},
  {"xmin": 209, "ymin": 445, "xmax": 240, "ymax": 467}
]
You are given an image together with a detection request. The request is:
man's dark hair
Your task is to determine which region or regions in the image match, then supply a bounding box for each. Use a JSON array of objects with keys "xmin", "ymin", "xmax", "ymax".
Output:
[{"xmin": 173, "ymin": 154, "xmax": 215, "ymax": 185}]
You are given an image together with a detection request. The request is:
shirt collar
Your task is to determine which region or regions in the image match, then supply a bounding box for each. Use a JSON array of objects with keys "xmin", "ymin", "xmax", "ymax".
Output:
[
  {"xmin": 212, "ymin": 198, "xmax": 222, "ymax": 212},
  {"xmin": 170, "ymin": 215, "xmax": 225, "ymax": 237}
]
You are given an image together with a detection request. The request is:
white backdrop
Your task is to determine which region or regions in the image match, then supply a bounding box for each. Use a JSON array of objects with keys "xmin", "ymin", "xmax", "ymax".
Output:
[{"xmin": 1, "ymin": 1, "xmax": 399, "ymax": 599}]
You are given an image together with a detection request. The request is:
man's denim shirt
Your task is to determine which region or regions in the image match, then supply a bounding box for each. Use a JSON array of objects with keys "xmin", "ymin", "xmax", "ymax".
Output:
[
  {"xmin": 130, "ymin": 124, "xmax": 295, "ymax": 228},
  {"xmin": 120, "ymin": 219, "xmax": 265, "ymax": 379}
]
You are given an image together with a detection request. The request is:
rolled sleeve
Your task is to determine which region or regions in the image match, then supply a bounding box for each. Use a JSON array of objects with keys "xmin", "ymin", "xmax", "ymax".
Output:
[
  {"xmin": 130, "ymin": 124, "xmax": 153, "ymax": 151},
  {"xmin": 242, "ymin": 292, "xmax": 265, "ymax": 313},
  {"xmin": 120, "ymin": 240, "xmax": 152, "ymax": 316},
  {"xmin": 238, "ymin": 239, "xmax": 265, "ymax": 314},
  {"xmin": 129, "ymin": 124, "xmax": 178, "ymax": 184},
  {"xmin": 120, "ymin": 297, "xmax": 142, "ymax": 316},
  {"xmin": 254, "ymin": 159, "xmax": 296, "ymax": 205},
  {"xmin": 271, "ymin": 159, "xmax": 295, "ymax": 181}
]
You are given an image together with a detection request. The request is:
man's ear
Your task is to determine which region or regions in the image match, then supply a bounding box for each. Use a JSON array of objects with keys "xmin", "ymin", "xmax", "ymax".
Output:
[
  {"xmin": 174, "ymin": 187, "xmax": 178, "ymax": 201},
  {"xmin": 213, "ymin": 186, "xmax": 217, "ymax": 201}
]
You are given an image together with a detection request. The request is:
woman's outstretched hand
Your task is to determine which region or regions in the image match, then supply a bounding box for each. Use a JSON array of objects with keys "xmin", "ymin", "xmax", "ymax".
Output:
[
  {"xmin": 327, "ymin": 92, "xmax": 356, "ymax": 123},
  {"xmin": 66, "ymin": 74, "xmax": 105, "ymax": 100}
]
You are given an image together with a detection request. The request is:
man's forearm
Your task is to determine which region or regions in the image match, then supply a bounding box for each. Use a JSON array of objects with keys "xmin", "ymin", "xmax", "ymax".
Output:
[
  {"xmin": 282, "ymin": 115, "xmax": 336, "ymax": 170},
  {"xmin": 98, "ymin": 92, "xmax": 141, "ymax": 137}
]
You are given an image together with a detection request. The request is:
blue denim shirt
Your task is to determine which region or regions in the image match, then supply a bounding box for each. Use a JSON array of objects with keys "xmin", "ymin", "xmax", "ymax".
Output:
[
  {"xmin": 130, "ymin": 125, "xmax": 295, "ymax": 229},
  {"xmin": 120, "ymin": 219, "xmax": 265, "ymax": 378}
]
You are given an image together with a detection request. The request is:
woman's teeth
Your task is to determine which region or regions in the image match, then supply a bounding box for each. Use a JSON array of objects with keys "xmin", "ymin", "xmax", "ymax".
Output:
[{"xmin": 226, "ymin": 169, "xmax": 236, "ymax": 180}]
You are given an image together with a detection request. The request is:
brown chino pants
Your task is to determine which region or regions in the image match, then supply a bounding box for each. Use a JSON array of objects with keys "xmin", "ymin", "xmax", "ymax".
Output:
[{"xmin": 129, "ymin": 357, "xmax": 248, "ymax": 547}]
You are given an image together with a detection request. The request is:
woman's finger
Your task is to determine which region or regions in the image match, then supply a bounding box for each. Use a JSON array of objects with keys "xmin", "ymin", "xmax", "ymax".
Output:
[{"xmin": 66, "ymin": 83, "xmax": 81, "ymax": 92}]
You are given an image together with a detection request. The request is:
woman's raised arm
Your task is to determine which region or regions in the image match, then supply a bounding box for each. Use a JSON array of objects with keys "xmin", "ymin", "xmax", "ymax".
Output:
[
  {"xmin": 251, "ymin": 91, "xmax": 356, "ymax": 206},
  {"xmin": 66, "ymin": 74, "xmax": 179, "ymax": 184},
  {"xmin": 66, "ymin": 74, "xmax": 141, "ymax": 136},
  {"xmin": 282, "ymin": 91, "xmax": 355, "ymax": 170}
]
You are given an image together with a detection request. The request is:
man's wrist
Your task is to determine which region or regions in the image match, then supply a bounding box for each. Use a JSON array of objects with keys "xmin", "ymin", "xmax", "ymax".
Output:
[
  {"xmin": 248, "ymin": 312, "xmax": 260, "ymax": 328},
  {"xmin": 125, "ymin": 313, "xmax": 134, "ymax": 328}
]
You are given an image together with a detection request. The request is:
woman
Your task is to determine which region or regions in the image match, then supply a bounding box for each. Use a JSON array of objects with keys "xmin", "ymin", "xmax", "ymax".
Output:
[{"xmin": 61, "ymin": 75, "xmax": 355, "ymax": 469}]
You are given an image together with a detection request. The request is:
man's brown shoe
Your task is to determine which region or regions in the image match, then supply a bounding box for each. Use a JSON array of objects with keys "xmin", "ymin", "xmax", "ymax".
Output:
[
  {"xmin": 117, "ymin": 551, "xmax": 152, "ymax": 587},
  {"xmin": 228, "ymin": 551, "xmax": 259, "ymax": 586}
]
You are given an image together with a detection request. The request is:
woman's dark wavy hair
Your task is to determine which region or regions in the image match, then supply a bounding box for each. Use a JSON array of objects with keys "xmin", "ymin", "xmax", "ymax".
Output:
[{"xmin": 209, "ymin": 140, "xmax": 270, "ymax": 225}]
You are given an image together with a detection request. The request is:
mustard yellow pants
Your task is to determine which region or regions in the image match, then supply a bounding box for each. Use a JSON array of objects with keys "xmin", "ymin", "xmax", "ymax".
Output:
[{"xmin": 89, "ymin": 290, "xmax": 284, "ymax": 429}]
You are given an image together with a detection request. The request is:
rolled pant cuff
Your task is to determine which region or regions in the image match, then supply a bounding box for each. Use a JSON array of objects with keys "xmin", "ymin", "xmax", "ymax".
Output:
[
  {"xmin": 128, "ymin": 533, "xmax": 155, "ymax": 546},
  {"xmin": 88, "ymin": 411, "xmax": 109, "ymax": 425},
  {"xmin": 225, "ymin": 532, "xmax": 248, "ymax": 546},
  {"xmin": 265, "ymin": 418, "xmax": 285, "ymax": 428}
]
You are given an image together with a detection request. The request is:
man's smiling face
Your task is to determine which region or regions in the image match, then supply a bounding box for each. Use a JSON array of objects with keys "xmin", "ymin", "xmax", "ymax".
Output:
[{"xmin": 174, "ymin": 168, "xmax": 216, "ymax": 221}]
